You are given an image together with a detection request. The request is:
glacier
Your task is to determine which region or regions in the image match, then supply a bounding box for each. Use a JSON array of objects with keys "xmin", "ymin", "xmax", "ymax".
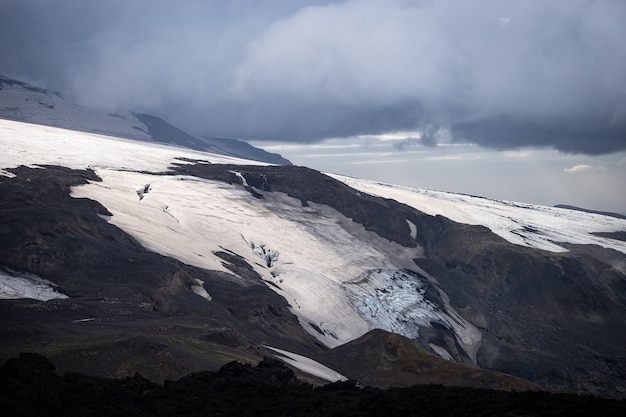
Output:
[
  {"xmin": 1, "ymin": 118, "xmax": 624, "ymax": 366},
  {"xmin": 332, "ymin": 174, "xmax": 626, "ymax": 256}
]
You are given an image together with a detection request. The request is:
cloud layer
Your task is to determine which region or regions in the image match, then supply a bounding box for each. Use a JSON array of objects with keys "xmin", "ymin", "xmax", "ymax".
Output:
[{"xmin": 1, "ymin": 0, "xmax": 625, "ymax": 153}]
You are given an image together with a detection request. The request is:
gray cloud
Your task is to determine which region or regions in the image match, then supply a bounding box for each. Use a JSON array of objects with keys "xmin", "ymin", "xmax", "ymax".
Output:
[{"xmin": 1, "ymin": 0, "xmax": 625, "ymax": 153}]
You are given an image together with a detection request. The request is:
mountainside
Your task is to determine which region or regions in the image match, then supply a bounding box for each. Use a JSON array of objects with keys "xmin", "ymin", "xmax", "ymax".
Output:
[
  {"xmin": 1, "ymin": 119, "xmax": 626, "ymax": 398},
  {"xmin": 0, "ymin": 75, "xmax": 291, "ymax": 165}
]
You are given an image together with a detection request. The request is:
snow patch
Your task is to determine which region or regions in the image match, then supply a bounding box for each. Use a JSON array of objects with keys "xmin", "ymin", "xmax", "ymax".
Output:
[
  {"xmin": 429, "ymin": 343, "xmax": 454, "ymax": 361},
  {"xmin": 264, "ymin": 345, "xmax": 348, "ymax": 383},
  {"xmin": 230, "ymin": 171, "xmax": 249, "ymax": 187},
  {"xmin": 191, "ymin": 279, "xmax": 212, "ymax": 301},
  {"xmin": 406, "ymin": 219, "xmax": 417, "ymax": 239},
  {"xmin": 0, "ymin": 269, "xmax": 68, "ymax": 301},
  {"xmin": 73, "ymin": 318, "xmax": 95, "ymax": 323},
  {"xmin": 0, "ymin": 168, "xmax": 16, "ymax": 178}
]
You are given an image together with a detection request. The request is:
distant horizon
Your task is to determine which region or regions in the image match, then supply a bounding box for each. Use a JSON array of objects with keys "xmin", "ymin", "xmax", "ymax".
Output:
[{"xmin": 254, "ymin": 138, "xmax": 626, "ymax": 216}]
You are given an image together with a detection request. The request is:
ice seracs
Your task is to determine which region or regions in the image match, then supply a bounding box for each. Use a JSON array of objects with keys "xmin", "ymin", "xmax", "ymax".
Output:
[
  {"xmin": 343, "ymin": 269, "xmax": 447, "ymax": 340},
  {"xmin": 247, "ymin": 240, "xmax": 280, "ymax": 267}
]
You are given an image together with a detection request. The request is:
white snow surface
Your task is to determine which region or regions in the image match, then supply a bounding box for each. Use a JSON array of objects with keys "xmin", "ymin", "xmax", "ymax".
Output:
[
  {"xmin": 264, "ymin": 346, "xmax": 348, "ymax": 383},
  {"xmin": 0, "ymin": 118, "xmax": 256, "ymax": 176},
  {"xmin": 191, "ymin": 279, "xmax": 212, "ymax": 301},
  {"xmin": 331, "ymin": 174, "xmax": 626, "ymax": 256},
  {"xmin": 0, "ymin": 270, "xmax": 68, "ymax": 301},
  {"xmin": 0, "ymin": 79, "xmax": 152, "ymax": 142}
]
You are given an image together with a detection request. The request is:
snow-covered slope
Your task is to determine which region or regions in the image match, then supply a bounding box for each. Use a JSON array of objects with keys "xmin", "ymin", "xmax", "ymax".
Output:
[
  {"xmin": 0, "ymin": 76, "xmax": 151, "ymax": 142},
  {"xmin": 0, "ymin": 75, "xmax": 290, "ymax": 164},
  {"xmin": 331, "ymin": 175, "xmax": 626, "ymax": 256}
]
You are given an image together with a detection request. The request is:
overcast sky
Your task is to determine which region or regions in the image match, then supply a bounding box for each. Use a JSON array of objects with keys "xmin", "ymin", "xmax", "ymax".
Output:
[{"xmin": 1, "ymin": 0, "xmax": 625, "ymax": 213}]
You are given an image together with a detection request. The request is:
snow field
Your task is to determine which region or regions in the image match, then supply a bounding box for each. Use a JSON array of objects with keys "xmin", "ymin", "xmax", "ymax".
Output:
[
  {"xmin": 331, "ymin": 174, "xmax": 626, "ymax": 256},
  {"xmin": 0, "ymin": 118, "xmax": 257, "ymax": 176}
]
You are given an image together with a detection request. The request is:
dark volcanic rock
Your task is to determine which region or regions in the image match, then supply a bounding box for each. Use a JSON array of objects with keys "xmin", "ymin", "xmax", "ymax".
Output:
[
  {"xmin": 2, "ymin": 353, "xmax": 626, "ymax": 417},
  {"xmin": 592, "ymin": 231, "xmax": 626, "ymax": 242},
  {"xmin": 554, "ymin": 204, "xmax": 626, "ymax": 220},
  {"xmin": 413, "ymin": 217, "xmax": 626, "ymax": 396}
]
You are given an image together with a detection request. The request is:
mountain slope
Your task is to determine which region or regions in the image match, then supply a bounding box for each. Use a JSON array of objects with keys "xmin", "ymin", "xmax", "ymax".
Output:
[
  {"xmin": 312, "ymin": 329, "xmax": 539, "ymax": 391},
  {"xmin": 0, "ymin": 75, "xmax": 290, "ymax": 165},
  {"xmin": 1, "ymin": 119, "xmax": 626, "ymax": 396}
]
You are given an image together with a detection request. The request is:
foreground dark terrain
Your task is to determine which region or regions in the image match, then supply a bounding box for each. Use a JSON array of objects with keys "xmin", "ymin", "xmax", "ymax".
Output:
[{"xmin": 2, "ymin": 353, "xmax": 625, "ymax": 417}]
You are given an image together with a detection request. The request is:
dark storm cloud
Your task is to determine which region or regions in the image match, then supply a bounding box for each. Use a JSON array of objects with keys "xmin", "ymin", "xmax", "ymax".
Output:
[
  {"xmin": 450, "ymin": 119, "xmax": 626, "ymax": 155},
  {"xmin": 0, "ymin": 1, "xmax": 124, "ymax": 86},
  {"xmin": 1, "ymin": 0, "xmax": 625, "ymax": 154}
]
